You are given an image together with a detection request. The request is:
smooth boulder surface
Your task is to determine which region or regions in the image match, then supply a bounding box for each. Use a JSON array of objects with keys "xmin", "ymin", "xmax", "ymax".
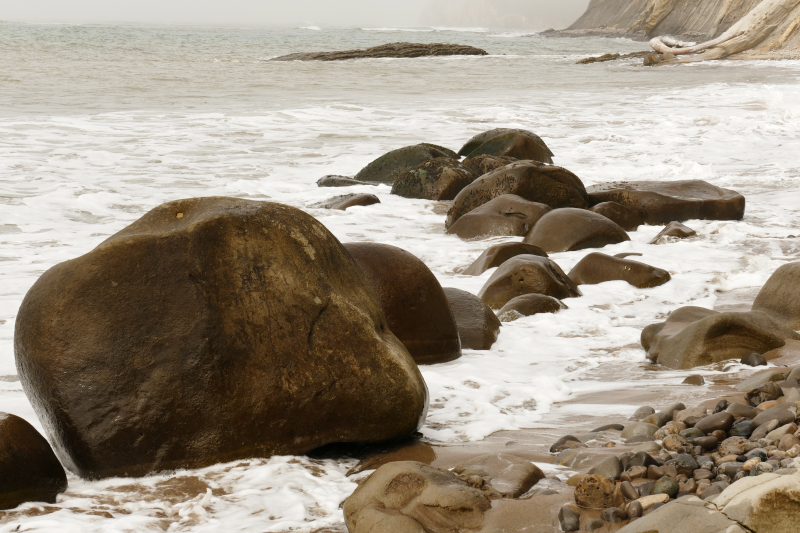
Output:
[
  {"xmin": 465, "ymin": 132, "xmax": 555, "ymax": 164},
  {"xmin": 461, "ymin": 154, "xmax": 518, "ymax": 178},
  {"xmin": 641, "ymin": 307, "xmax": 800, "ymax": 369},
  {"xmin": 752, "ymin": 261, "xmax": 800, "ymax": 329},
  {"xmin": 354, "ymin": 143, "xmax": 457, "ymax": 184},
  {"xmin": 272, "ymin": 42, "xmax": 488, "ymax": 61},
  {"xmin": 586, "ymin": 180, "xmax": 745, "ymax": 225},
  {"xmin": 458, "ymin": 128, "xmax": 554, "ymax": 163},
  {"xmin": 0, "ymin": 413, "xmax": 68, "ymax": 509},
  {"xmin": 442, "ymin": 288, "xmax": 501, "ymax": 351},
  {"xmin": 346, "ymin": 242, "xmax": 462, "ymax": 365},
  {"xmin": 568, "ymin": 252, "xmax": 671, "ymax": 288},
  {"xmin": 316, "ymin": 175, "xmax": 374, "ymax": 187},
  {"xmin": 15, "ymin": 198, "xmax": 428, "ymax": 479},
  {"xmin": 343, "ymin": 461, "xmax": 491, "ymax": 533},
  {"xmin": 478, "ymin": 255, "xmax": 581, "ymax": 309},
  {"xmin": 391, "ymin": 157, "xmax": 476, "ymax": 200},
  {"xmin": 463, "ymin": 242, "xmax": 548, "ymax": 276},
  {"xmin": 311, "ymin": 193, "xmax": 380, "ymax": 210},
  {"xmin": 523, "ymin": 208, "xmax": 630, "ymax": 253},
  {"xmin": 649, "ymin": 221, "xmax": 697, "ymax": 244},
  {"xmin": 445, "ymin": 161, "xmax": 590, "ymax": 229},
  {"xmin": 590, "ymin": 201, "xmax": 644, "ymax": 231},
  {"xmin": 447, "ymin": 194, "xmax": 552, "ymax": 240},
  {"xmin": 497, "ymin": 294, "xmax": 567, "ymax": 322},
  {"xmin": 453, "ymin": 453, "xmax": 545, "ymax": 498}
]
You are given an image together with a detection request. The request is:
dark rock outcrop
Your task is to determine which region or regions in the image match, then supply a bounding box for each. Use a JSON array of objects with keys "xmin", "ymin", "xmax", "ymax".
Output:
[
  {"xmin": 586, "ymin": 180, "xmax": 745, "ymax": 225},
  {"xmin": 0, "ymin": 413, "xmax": 68, "ymax": 509},
  {"xmin": 479, "ymin": 255, "xmax": 581, "ymax": 309},
  {"xmin": 463, "ymin": 242, "xmax": 548, "ymax": 276},
  {"xmin": 568, "ymin": 252, "xmax": 671, "ymax": 288},
  {"xmin": 463, "ymin": 132, "xmax": 554, "ymax": 164},
  {"xmin": 391, "ymin": 157, "xmax": 476, "ymax": 200},
  {"xmin": 447, "ymin": 194, "xmax": 551, "ymax": 240},
  {"xmin": 458, "ymin": 128, "xmax": 553, "ymax": 162},
  {"xmin": 15, "ymin": 198, "xmax": 428, "ymax": 479},
  {"xmin": 311, "ymin": 193, "xmax": 380, "ymax": 210},
  {"xmin": 497, "ymin": 294, "xmax": 567, "ymax": 322},
  {"xmin": 343, "ymin": 461, "xmax": 491, "ymax": 533},
  {"xmin": 590, "ymin": 201, "xmax": 644, "ymax": 231},
  {"xmin": 446, "ymin": 162, "xmax": 590, "ymax": 229},
  {"xmin": 461, "ymin": 154, "xmax": 518, "ymax": 178},
  {"xmin": 316, "ymin": 175, "xmax": 375, "ymax": 187},
  {"xmin": 442, "ymin": 288, "xmax": 501, "ymax": 351},
  {"xmin": 752, "ymin": 262, "xmax": 800, "ymax": 329},
  {"xmin": 272, "ymin": 42, "xmax": 488, "ymax": 61},
  {"xmin": 523, "ymin": 208, "xmax": 630, "ymax": 253},
  {"xmin": 641, "ymin": 306, "xmax": 800, "ymax": 369},
  {"xmin": 354, "ymin": 143, "xmax": 457, "ymax": 185},
  {"xmin": 346, "ymin": 242, "xmax": 461, "ymax": 365},
  {"xmin": 649, "ymin": 221, "xmax": 697, "ymax": 244}
]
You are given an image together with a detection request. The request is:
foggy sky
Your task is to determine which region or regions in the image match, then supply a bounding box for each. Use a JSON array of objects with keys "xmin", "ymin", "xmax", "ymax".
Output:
[{"xmin": 0, "ymin": 0, "xmax": 590, "ymax": 29}]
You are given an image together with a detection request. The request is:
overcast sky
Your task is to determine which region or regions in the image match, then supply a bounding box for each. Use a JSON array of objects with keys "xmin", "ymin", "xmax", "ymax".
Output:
[{"xmin": 0, "ymin": 0, "xmax": 590, "ymax": 28}]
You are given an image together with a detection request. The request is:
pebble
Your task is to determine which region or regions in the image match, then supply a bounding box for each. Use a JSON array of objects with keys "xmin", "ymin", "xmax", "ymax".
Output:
[
  {"xmin": 694, "ymin": 412, "xmax": 735, "ymax": 434},
  {"xmin": 638, "ymin": 480, "xmax": 655, "ymax": 497},
  {"xmin": 567, "ymin": 474, "xmax": 586, "ymax": 487},
  {"xmin": 630, "ymin": 406, "xmax": 655, "ymax": 421},
  {"xmin": 693, "ymin": 468, "xmax": 714, "ymax": 481},
  {"xmin": 592, "ymin": 423, "xmax": 624, "ymax": 432},
  {"xmin": 620, "ymin": 480, "xmax": 638, "ymax": 500},
  {"xmin": 586, "ymin": 519, "xmax": 604, "ymax": 532},
  {"xmin": 743, "ymin": 457, "xmax": 761, "ymax": 471},
  {"xmin": 550, "ymin": 435, "xmax": 584, "ymax": 453},
  {"xmin": 669, "ymin": 453, "xmax": 699, "ymax": 476},
  {"xmin": 588, "ymin": 456, "xmax": 622, "ymax": 481},
  {"xmin": 741, "ymin": 352, "xmax": 768, "ymax": 367},
  {"xmin": 558, "ymin": 504, "xmax": 580, "ymax": 533},
  {"xmin": 637, "ymin": 493, "xmax": 669, "ymax": 509},
  {"xmin": 682, "ymin": 478, "xmax": 696, "ymax": 493},
  {"xmin": 694, "ymin": 436, "xmax": 719, "ymax": 451},
  {"xmin": 647, "ymin": 465, "xmax": 665, "ymax": 479},
  {"xmin": 653, "ymin": 476, "xmax": 679, "ymax": 498},
  {"xmin": 662, "ymin": 434, "xmax": 688, "ymax": 451},
  {"xmin": 626, "ymin": 499, "xmax": 643, "ymax": 518},
  {"xmin": 601, "ymin": 507, "xmax": 628, "ymax": 523},
  {"xmin": 632, "ymin": 441, "xmax": 662, "ymax": 454},
  {"xmin": 680, "ymin": 428, "xmax": 705, "ymax": 440}
]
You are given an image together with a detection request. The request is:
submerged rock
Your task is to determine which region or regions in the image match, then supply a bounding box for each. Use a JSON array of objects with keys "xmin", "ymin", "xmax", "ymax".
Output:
[
  {"xmin": 316, "ymin": 175, "xmax": 375, "ymax": 187},
  {"xmin": 752, "ymin": 261, "xmax": 800, "ymax": 329},
  {"xmin": 590, "ymin": 201, "xmax": 644, "ymax": 231},
  {"xmin": 463, "ymin": 242, "xmax": 548, "ymax": 276},
  {"xmin": 343, "ymin": 461, "xmax": 491, "ymax": 533},
  {"xmin": 586, "ymin": 180, "xmax": 745, "ymax": 225},
  {"xmin": 458, "ymin": 128, "xmax": 554, "ymax": 164},
  {"xmin": 568, "ymin": 252, "xmax": 671, "ymax": 288},
  {"xmin": 523, "ymin": 208, "xmax": 630, "ymax": 253},
  {"xmin": 354, "ymin": 143, "xmax": 457, "ymax": 184},
  {"xmin": 446, "ymin": 194, "xmax": 551, "ymax": 240},
  {"xmin": 497, "ymin": 294, "xmax": 567, "ymax": 322},
  {"xmin": 310, "ymin": 193, "xmax": 380, "ymax": 210},
  {"xmin": 0, "ymin": 413, "xmax": 68, "ymax": 510},
  {"xmin": 272, "ymin": 42, "xmax": 488, "ymax": 61},
  {"xmin": 649, "ymin": 221, "xmax": 697, "ymax": 244},
  {"xmin": 479, "ymin": 255, "xmax": 581, "ymax": 309},
  {"xmin": 346, "ymin": 242, "xmax": 462, "ymax": 365},
  {"xmin": 442, "ymin": 288, "xmax": 501, "ymax": 351},
  {"xmin": 445, "ymin": 161, "xmax": 590, "ymax": 229},
  {"xmin": 15, "ymin": 198, "xmax": 428, "ymax": 479},
  {"xmin": 391, "ymin": 157, "xmax": 476, "ymax": 200}
]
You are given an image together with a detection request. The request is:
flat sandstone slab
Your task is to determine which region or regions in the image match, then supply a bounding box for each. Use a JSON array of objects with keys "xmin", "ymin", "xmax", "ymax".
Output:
[{"xmin": 271, "ymin": 42, "xmax": 488, "ymax": 61}]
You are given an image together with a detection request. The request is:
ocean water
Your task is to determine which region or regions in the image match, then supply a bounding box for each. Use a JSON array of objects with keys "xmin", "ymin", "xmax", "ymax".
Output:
[{"xmin": 1, "ymin": 21, "xmax": 800, "ymax": 531}]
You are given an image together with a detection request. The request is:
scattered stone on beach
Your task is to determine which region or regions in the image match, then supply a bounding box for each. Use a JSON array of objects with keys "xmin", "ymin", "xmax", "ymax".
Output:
[
  {"xmin": 735, "ymin": 369, "xmax": 786, "ymax": 393},
  {"xmin": 551, "ymin": 435, "xmax": 585, "ymax": 453},
  {"xmin": 316, "ymin": 175, "xmax": 374, "ymax": 187},
  {"xmin": 391, "ymin": 157, "xmax": 476, "ymax": 200},
  {"xmin": 0, "ymin": 413, "xmax": 68, "ymax": 510},
  {"xmin": 478, "ymin": 255, "xmax": 581, "ymax": 309},
  {"xmin": 445, "ymin": 161, "xmax": 590, "ymax": 229},
  {"xmin": 461, "ymin": 154, "xmax": 518, "ymax": 178},
  {"xmin": 751, "ymin": 403, "xmax": 797, "ymax": 431},
  {"xmin": 343, "ymin": 461, "xmax": 491, "ymax": 533},
  {"xmin": 745, "ymin": 381, "xmax": 783, "ymax": 407},
  {"xmin": 574, "ymin": 474, "xmax": 621, "ymax": 509},
  {"xmin": 442, "ymin": 288, "xmax": 501, "ymax": 351},
  {"xmin": 741, "ymin": 352, "xmax": 768, "ymax": 367},
  {"xmin": 641, "ymin": 307, "xmax": 800, "ymax": 369},
  {"xmin": 558, "ymin": 503, "xmax": 581, "ymax": 532},
  {"xmin": 310, "ymin": 193, "xmax": 380, "ymax": 210},
  {"xmin": 567, "ymin": 252, "xmax": 670, "ymax": 288},
  {"xmin": 458, "ymin": 128, "xmax": 554, "ymax": 164},
  {"xmin": 586, "ymin": 179, "xmax": 746, "ymax": 225},
  {"xmin": 695, "ymin": 412, "xmax": 735, "ymax": 435},
  {"xmin": 346, "ymin": 242, "xmax": 461, "ymax": 365},
  {"xmin": 463, "ymin": 242, "xmax": 548, "ymax": 276},
  {"xmin": 653, "ymin": 476, "xmax": 679, "ymax": 498},
  {"xmin": 630, "ymin": 406, "xmax": 656, "ymax": 421},
  {"xmin": 271, "ymin": 42, "xmax": 489, "ymax": 61},
  {"xmin": 447, "ymin": 194, "xmax": 551, "ymax": 240},
  {"xmin": 649, "ymin": 221, "xmax": 697, "ymax": 244},
  {"xmin": 577, "ymin": 51, "xmax": 651, "ymax": 64},
  {"xmin": 453, "ymin": 453, "xmax": 545, "ymax": 498},
  {"xmin": 14, "ymin": 198, "xmax": 428, "ymax": 479},
  {"xmin": 523, "ymin": 208, "xmax": 630, "ymax": 253},
  {"xmin": 622, "ymin": 422, "xmax": 659, "ymax": 441},
  {"xmin": 497, "ymin": 293, "xmax": 567, "ymax": 322},
  {"xmin": 589, "ymin": 456, "xmax": 623, "ymax": 481},
  {"xmin": 752, "ymin": 261, "xmax": 800, "ymax": 329},
  {"xmin": 354, "ymin": 143, "xmax": 457, "ymax": 184},
  {"xmin": 590, "ymin": 200, "xmax": 644, "ymax": 231},
  {"xmin": 683, "ymin": 374, "xmax": 705, "ymax": 385}
]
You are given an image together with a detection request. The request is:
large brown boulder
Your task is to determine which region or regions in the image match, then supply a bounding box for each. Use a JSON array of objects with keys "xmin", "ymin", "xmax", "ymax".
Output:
[
  {"xmin": 752, "ymin": 262, "xmax": 800, "ymax": 329},
  {"xmin": 442, "ymin": 288, "xmax": 501, "ymax": 351},
  {"xmin": 0, "ymin": 413, "xmax": 68, "ymax": 509},
  {"xmin": 391, "ymin": 158, "xmax": 476, "ymax": 200},
  {"xmin": 497, "ymin": 294, "xmax": 567, "ymax": 322},
  {"xmin": 568, "ymin": 252, "xmax": 671, "ymax": 288},
  {"xmin": 458, "ymin": 128, "xmax": 554, "ymax": 164},
  {"xmin": 445, "ymin": 162, "xmax": 590, "ymax": 229},
  {"xmin": 478, "ymin": 255, "xmax": 581, "ymax": 309},
  {"xmin": 446, "ymin": 194, "xmax": 552, "ymax": 240},
  {"xmin": 463, "ymin": 242, "xmax": 548, "ymax": 276},
  {"xmin": 523, "ymin": 208, "xmax": 630, "ymax": 253},
  {"xmin": 641, "ymin": 307, "xmax": 800, "ymax": 369},
  {"xmin": 354, "ymin": 143, "xmax": 458, "ymax": 184},
  {"xmin": 586, "ymin": 180, "xmax": 745, "ymax": 225},
  {"xmin": 461, "ymin": 154, "xmax": 518, "ymax": 178},
  {"xmin": 343, "ymin": 461, "xmax": 491, "ymax": 533},
  {"xmin": 15, "ymin": 198, "xmax": 428, "ymax": 479},
  {"xmin": 590, "ymin": 201, "xmax": 643, "ymax": 231},
  {"xmin": 345, "ymin": 242, "xmax": 461, "ymax": 365}
]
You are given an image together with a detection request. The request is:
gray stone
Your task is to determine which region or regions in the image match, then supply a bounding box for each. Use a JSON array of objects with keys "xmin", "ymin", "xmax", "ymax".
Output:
[
  {"xmin": 750, "ymin": 419, "xmax": 779, "ymax": 442},
  {"xmin": 601, "ymin": 507, "xmax": 628, "ymax": 523},
  {"xmin": 726, "ymin": 403, "xmax": 759, "ymax": 419},
  {"xmin": 453, "ymin": 453, "xmax": 545, "ymax": 498},
  {"xmin": 632, "ymin": 441, "xmax": 662, "ymax": 454},
  {"xmin": 629, "ymin": 406, "xmax": 655, "ymax": 420},
  {"xmin": 735, "ymin": 370, "xmax": 786, "ymax": 392},
  {"xmin": 622, "ymin": 422, "xmax": 659, "ymax": 441},
  {"xmin": 558, "ymin": 503, "xmax": 580, "ymax": 532},
  {"xmin": 752, "ymin": 403, "xmax": 797, "ymax": 430},
  {"xmin": 589, "ymin": 456, "xmax": 623, "ymax": 481},
  {"xmin": 694, "ymin": 412, "xmax": 735, "ymax": 435},
  {"xmin": 653, "ymin": 476, "xmax": 679, "ymax": 498},
  {"xmin": 316, "ymin": 175, "xmax": 375, "ymax": 187},
  {"xmin": 681, "ymin": 428, "xmax": 706, "ymax": 440}
]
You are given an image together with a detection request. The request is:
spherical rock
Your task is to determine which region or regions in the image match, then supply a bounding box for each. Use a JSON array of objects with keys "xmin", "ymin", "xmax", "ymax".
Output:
[
  {"xmin": 741, "ymin": 352, "xmax": 768, "ymax": 367},
  {"xmin": 630, "ymin": 406, "xmax": 655, "ymax": 421},
  {"xmin": 574, "ymin": 474, "xmax": 619, "ymax": 509},
  {"xmin": 346, "ymin": 242, "xmax": 461, "ymax": 365},
  {"xmin": 0, "ymin": 413, "xmax": 68, "ymax": 509},
  {"xmin": 392, "ymin": 158, "xmax": 476, "ymax": 200},
  {"xmin": 523, "ymin": 208, "xmax": 630, "ymax": 253},
  {"xmin": 497, "ymin": 293, "xmax": 567, "ymax": 322},
  {"xmin": 567, "ymin": 252, "xmax": 670, "ymax": 288},
  {"xmin": 458, "ymin": 128, "xmax": 554, "ymax": 163},
  {"xmin": 15, "ymin": 198, "xmax": 428, "ymax": 479},
  {"xmin": 447, "ymin": 194, "xmax": 551, "ymax": 240},
  {"xmin": 683, "ymin": 374, "xmax": 705, "ymax": 385},
  {"xmin": 478, "ymin": 255, "xmax": 580, "ymax": 310},
  {"xmin": 653, "ymin": 476, "xmax": 679, "ymax": 498},
  {"xmin": 442, "ymin": 288, "xmax": 501, "ymax": 351}
]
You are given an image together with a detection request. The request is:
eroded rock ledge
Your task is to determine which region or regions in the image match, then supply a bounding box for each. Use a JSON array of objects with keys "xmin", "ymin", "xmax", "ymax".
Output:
[{"xmin": 270, "ymin": 42, "xmax": 488, "ymax": 61}]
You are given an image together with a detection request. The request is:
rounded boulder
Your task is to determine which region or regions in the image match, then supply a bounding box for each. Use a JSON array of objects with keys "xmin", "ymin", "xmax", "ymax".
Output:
[
  {"xmin": 354, "ymin": 143, "xmax": 457, "ymax": 184},
  {"xmin": 447, "ymin": 194, "xmax": 552, "ymax": 240},
  {"xmin": 458, "ymin": 128, "xmax": 554, "ymax": 164},
  {"xmin": 442, "ymin": 288, "xmax": 501, "ymax": 351},
  {"xmin": 524, "ymin": 208, "xmax": 630, "ymax": 253},
  {"xmin": 567, "ymin": 252, "xmax": 671, "ymax": 289},
  {"xmin": 463, "ymin": 242, "xmax": 548, "ymax": 276},
  {"xmin": 590, "ymin": 201, "xmax": 644, "ymax": 231},
  {"xmin": 391, "ymin": 157, "xmax": 476, "ymax": 200},
  {"xmin": 478, "ymin": 255, "xmax": 581, "ymax": 310},
  {"xmin": 497, "ymin": 294, "xmax": 567, "ymax": 322}
]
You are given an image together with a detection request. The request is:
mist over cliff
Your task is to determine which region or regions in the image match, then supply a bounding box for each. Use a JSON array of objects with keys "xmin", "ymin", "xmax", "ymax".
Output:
[{"xmin": 420, "ymin": 0, "xmax": 591, "ymax": 29}]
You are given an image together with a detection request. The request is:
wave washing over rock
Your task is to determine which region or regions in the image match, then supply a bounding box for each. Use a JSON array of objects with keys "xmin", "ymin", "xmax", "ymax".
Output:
[{"xmin": 271, "ymin": 42, "xmax": 488, "ymax": 61}]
